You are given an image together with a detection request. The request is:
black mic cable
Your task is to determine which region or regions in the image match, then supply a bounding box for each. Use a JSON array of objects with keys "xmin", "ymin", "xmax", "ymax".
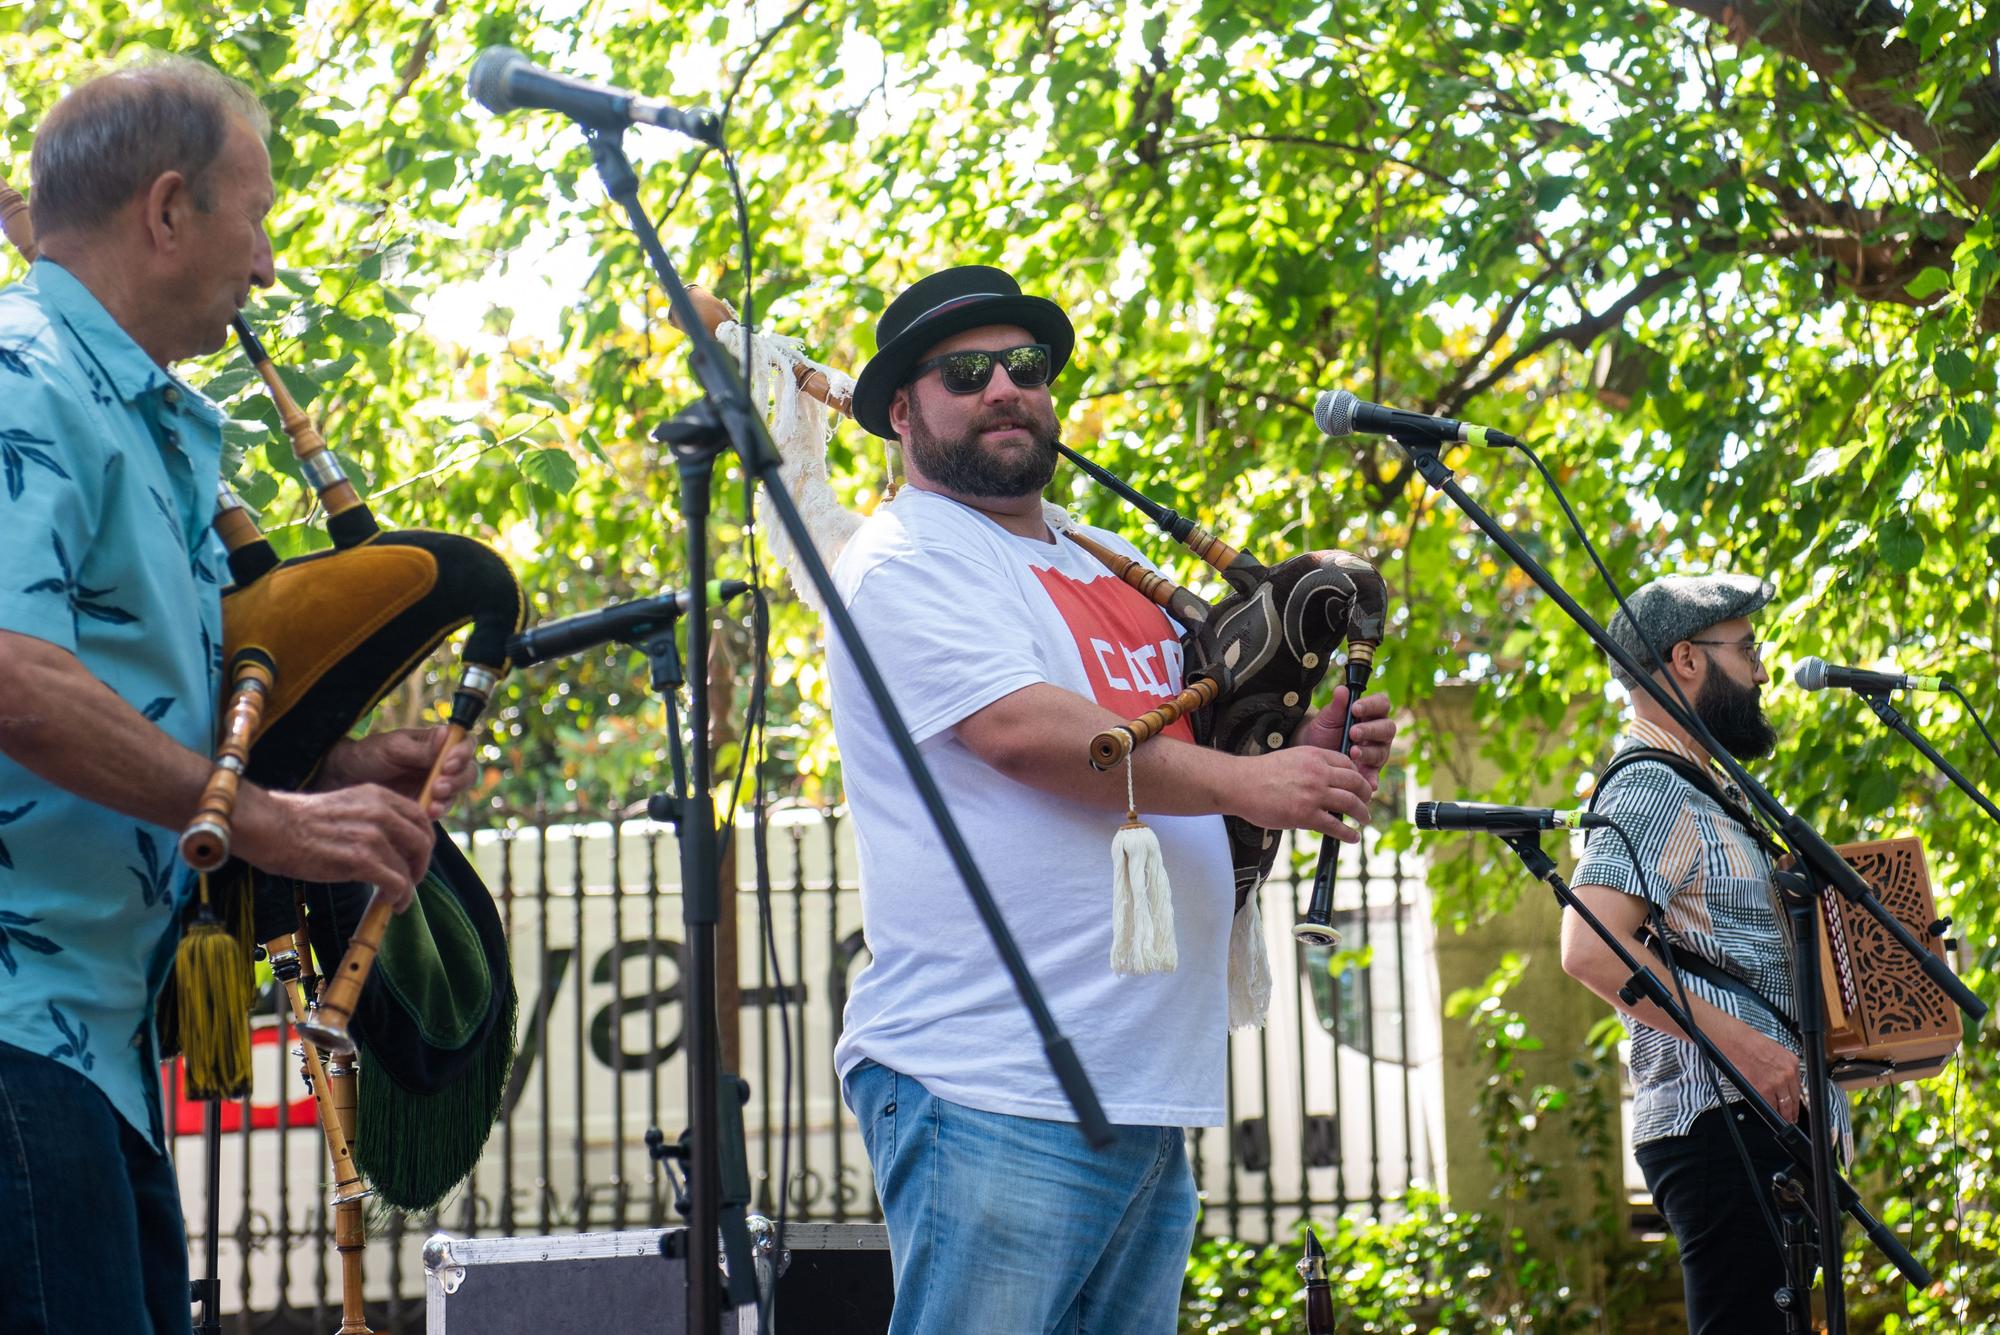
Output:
[
  {"xmin": 1946, "ymin": 680, "xmax": 2000, "ymax": 766},
  {"xmin": 1505, "ymin": 438, "xmax": 1744, "ymax": 837}
]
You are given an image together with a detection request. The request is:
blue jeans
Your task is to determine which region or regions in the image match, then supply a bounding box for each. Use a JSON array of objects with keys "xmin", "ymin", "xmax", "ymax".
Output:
[
  {"xmin": 0, "ymin": 1040, "xmax": 192, "ymax": 1335},
  {"xmin": 843, "ymin": 1059, "xmax": 1198, "ymax": 1335}
]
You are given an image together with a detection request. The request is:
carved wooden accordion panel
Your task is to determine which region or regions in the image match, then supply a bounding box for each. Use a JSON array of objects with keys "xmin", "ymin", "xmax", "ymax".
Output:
[{"xmin": 1815, "ymin": 837, "xmax": 1961, "ymax": 1089}]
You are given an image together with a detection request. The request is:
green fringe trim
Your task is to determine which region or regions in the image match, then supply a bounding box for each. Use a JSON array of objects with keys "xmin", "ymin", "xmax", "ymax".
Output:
[{"xmin": 354, "ymin": 978, "xmax": 517, "ymax": 1214}]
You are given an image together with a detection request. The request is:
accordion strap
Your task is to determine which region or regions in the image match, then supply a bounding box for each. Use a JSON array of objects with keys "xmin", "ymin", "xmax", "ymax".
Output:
[
  {"xmin": 1638, "ymin": 930, "xmax": 1801, "ymax": 1041},
  {"xmin": 1590, "ymin": 746, "xmax": 1788, "ymax": 860},
  {"xmin": 1589, "ymin": 745, "xmax": 1800, "ymax": 1037}
]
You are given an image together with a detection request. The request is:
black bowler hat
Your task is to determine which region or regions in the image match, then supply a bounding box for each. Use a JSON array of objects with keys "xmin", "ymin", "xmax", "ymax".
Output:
[{"xmin": 851, "ymin": 265, "xmax": 1075, "ymax": 440}]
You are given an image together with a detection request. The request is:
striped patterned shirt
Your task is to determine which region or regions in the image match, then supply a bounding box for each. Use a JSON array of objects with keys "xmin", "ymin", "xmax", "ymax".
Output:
[{"xmin": 1575, "ymin": 720, "xmax": 1852, "ymax": 1149}]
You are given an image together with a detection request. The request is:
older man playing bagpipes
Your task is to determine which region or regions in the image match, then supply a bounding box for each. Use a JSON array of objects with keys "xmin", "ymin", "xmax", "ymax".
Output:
[
  {"xmin": 0, "ymin": 60, "xmax": 483, "ymax": 1335},
  {"xmin": 806, "ymin": 266, "xmax": 1398, "ymax": 1335}
]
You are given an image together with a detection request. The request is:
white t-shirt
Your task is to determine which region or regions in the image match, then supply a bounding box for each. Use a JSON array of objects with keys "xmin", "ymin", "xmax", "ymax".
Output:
[{"xmin": 827, "ymin": 487, "xmax": 1233, "ymax": 1128}]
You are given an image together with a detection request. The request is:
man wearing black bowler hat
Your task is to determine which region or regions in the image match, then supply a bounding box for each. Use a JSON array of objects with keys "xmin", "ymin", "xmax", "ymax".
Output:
[{"xmin": 826, "ymin": 265, "xmax": 1398, "ymax": 1333}]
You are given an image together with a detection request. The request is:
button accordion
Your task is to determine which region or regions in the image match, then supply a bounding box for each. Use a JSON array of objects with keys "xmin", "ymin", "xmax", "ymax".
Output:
[{"xmin": 1817, "ymin": 837, "xmax": 1961, "ymax": 1089}]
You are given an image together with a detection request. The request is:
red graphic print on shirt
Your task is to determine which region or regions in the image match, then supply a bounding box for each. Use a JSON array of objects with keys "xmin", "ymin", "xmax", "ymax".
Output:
[{"xmin": 1030, "ymin": 564, "xmax": 1194, "ymax": 742}]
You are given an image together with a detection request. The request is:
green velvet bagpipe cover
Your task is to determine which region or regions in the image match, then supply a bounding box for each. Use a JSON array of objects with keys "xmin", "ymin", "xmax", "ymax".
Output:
[{"xmin": 290, "ymin": 839, "xmax": 518, "ymax": 1214}]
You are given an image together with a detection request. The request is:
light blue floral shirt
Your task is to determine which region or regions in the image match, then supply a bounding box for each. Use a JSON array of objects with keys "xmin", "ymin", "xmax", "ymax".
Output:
[{"xmin": 0, "ymin": 258, "xmax": 228, "ymax": 1150}]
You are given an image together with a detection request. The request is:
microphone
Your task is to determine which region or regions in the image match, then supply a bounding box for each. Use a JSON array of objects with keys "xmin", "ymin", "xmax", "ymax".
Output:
[
  {"xmin": 510, "ymin": 580, "xmax": 752, "ymax": 666},
  {"xmin": 468, "ymin": 47, "xmax": 722, "ymax": 145},
  {"xmin": 1413, "ymin": 801, "xmax": 1613, "ymax": 833},
  {"xmin": 1314, "ymin": 390, "xmax": 1523, "ymax": 451},
  {"xmin": 1794, "ymin": 657, "xmax": 1949, "ymax": 695}
]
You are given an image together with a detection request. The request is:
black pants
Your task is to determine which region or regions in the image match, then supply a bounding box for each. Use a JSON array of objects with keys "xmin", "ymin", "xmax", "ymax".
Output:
[{"xmin": 1636, "ymin": 1104, "xmax": 1800, "ymax": 1334}]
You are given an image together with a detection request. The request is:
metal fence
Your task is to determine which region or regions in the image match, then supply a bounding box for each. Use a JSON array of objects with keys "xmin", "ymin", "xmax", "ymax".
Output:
[{"xmin": 173, "ymin": 804, "xmax": 1443, "ymax": 1329}]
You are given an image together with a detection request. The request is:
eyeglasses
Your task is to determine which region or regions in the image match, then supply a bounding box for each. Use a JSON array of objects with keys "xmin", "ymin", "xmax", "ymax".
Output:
[
  {"xmin": 906, "ymin": 343, "xmax": 1053, "ymax": 395},
  {"xmin": 1688, "ymin": 638, "xmax": 1764, "ymax": 666}
]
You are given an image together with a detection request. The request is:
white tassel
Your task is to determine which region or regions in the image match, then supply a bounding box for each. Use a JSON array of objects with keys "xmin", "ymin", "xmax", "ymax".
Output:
[
  {"xmin": 719, "ymin": 319, "xmax": 865, "ymax": 615},
  {"xmin": 1226, "ymin": 890, "xmax": 1273, "ymax": 1030},
  {"xmin": 1109, "ymin": 756, "xmax": 1177, "ymax": 975}
]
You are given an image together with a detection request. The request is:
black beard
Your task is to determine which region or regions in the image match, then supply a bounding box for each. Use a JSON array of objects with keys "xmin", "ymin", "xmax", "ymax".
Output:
[
  {"xmin": 1696, "ymin": 660, "xmax": 1777, "ymax": 760},
  {"xmin": 904, "ymin": 393, "xmax": 1060, "ymax": 499}
]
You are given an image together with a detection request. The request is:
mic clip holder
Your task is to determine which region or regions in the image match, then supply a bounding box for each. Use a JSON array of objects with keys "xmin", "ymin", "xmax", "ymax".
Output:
[
  {"xmin": 645, "ymin": 1125, "xmax": 691, "ymax": 1219},
  {"xmin": 646, "ymin": 1084, "xmax": 758, "ymax": 1308},
  {"xmin": 1770, "ymin": 1170, "xmax": 1820, "ymax": 1326}
]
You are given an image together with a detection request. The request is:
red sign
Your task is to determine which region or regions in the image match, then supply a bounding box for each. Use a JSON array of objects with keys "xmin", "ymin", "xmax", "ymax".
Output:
[{"xmin": 165, "ymin": 1021, "xmax": 320, "ymax": 1135}]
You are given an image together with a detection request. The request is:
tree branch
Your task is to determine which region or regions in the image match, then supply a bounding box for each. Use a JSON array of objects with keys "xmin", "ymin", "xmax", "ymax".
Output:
[
  {"xmin": 386, "ymin": 0, "xmax": 446, "ymax": 109},
  {"xmin": 1744, "ymin": 175, "xmax": 2000, "ymax": 323},
  {"xmin": 1668, "ymin": 0, "xmax": 1999, "ymax": 200},
  {"xmin": 1427, "ymin": 252, "xmax": 1574, "ymax": 412},
  {"xmin": 659, "ymin": 0, "xmax": 819, "ymax": 225},
  {"xmin": 1442, "ymin": 266, "xmax": 1693, "ymax": 412},
  {"xmin": 1129, "ymin": 43, "xmax": 1175, "ymax": 167}
]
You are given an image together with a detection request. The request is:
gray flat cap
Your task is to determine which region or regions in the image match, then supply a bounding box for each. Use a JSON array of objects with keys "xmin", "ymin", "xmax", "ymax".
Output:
[{"xmin": 1606, "ymin": 574, "xmax": 1775, "ymax": 686}]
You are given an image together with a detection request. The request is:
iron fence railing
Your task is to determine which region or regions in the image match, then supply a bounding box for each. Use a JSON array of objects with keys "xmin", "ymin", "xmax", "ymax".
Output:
[{"xmin": 173, "ymin": 805, "xmax": 1442, "ymax": 1329}]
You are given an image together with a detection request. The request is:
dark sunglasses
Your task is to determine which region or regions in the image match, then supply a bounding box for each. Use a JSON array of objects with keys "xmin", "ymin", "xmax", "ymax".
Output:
[{"xmin": 906, "ymin": 342, "xmax": 1053, "ymax": 395}]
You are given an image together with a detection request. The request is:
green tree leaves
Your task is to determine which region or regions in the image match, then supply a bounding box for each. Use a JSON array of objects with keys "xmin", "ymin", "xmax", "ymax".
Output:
[{"xmin": 7, "ymin": 0, "xmax": 2000, "ymax": 1296}]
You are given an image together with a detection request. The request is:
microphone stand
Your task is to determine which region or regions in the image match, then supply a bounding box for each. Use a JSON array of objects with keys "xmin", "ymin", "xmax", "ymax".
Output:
[
  {"xmin": 511, "ymin": 595, "xmax": 761, "ymax": 1317},
  {"xmin": 193, "ymin": 1099, "xmax": 223, "ymax": 1335},
  {"xmin": 1392, "ymin": 441, "xmax": 1983, "ymax": 1022},
  {"xmin": 1391, "ymin": 437, "xmax": 1971, "ymax": 1329},
  {"xmin": 1852, "ymin": 691, "xmax": 2000, "ymax": 828},
  {"xmin": 575, "ymin": 126, "xmax": 1112, "ymax": 1335},
  {"xmin": 1490, "ymin": 829, "xmax": 1926, "ymax": 1326}
]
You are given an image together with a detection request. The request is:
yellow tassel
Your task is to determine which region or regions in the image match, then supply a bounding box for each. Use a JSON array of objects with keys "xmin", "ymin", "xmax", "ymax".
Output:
[{"xmin": 177, "ymin": 874, "xmax": 252, "ymax": 1100}]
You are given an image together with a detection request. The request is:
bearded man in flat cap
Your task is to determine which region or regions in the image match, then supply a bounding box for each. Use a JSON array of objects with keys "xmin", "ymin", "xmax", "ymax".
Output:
[{"xmin": 1559, "ymin": 574, "xmax": 1849, "ymax": 1335}]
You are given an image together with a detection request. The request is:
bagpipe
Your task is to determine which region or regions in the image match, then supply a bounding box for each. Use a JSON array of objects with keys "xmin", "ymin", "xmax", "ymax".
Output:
[
  {"xmin": 197, "ymin": 315, "xmax": 523, "ymax": 1201},
  {"xmin": 668, "ymin": 286, "xmax": 1389, "ymax": 1025},
  {"xmin": 4, "ymin": 178, "xmax": 524, "ymax": 1328}
]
